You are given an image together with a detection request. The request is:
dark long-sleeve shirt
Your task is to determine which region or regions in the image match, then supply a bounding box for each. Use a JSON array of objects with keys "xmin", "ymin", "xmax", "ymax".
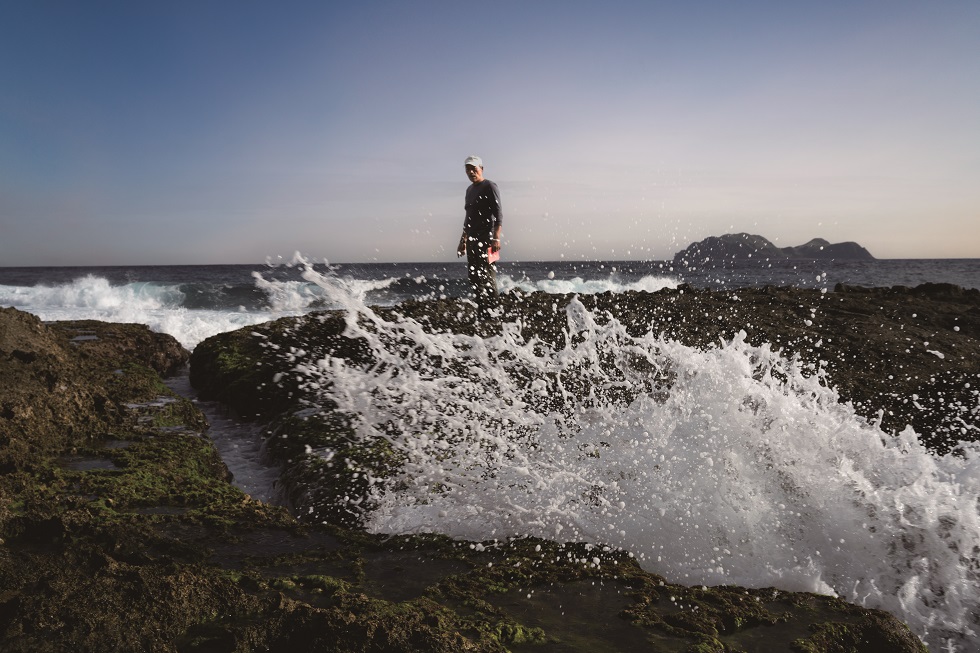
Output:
[{"xmin": 463, "ymin": 179, "xmax": 502, "ymax": 242}]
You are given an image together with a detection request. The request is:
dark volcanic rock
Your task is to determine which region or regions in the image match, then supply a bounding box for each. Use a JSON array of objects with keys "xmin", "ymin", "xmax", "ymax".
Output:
[
  {"xmin": 0, "ymin": 304, "xmax": 942, "ymax": 652},
  {"xmin": 674, "ymin": 233, "xmax": 875, "ymax": 266},
  {"xmin": 187, "ymin": 284, "xmax": 980, "ymax": 650},
  {"xmin": 0, "ymin": 309, "xmax": 189, "ymax": 470},
  {"xmin": 1, "ymin": 307, "xmax": 95, "ymax": 464},
  {"xmin": 55, "ymin": 318, "xmax": 190, "ymax": 376},
  {"xmin": 189, "ymin": 310, "xmax": 369, "ymax": 420},
  {"xmin": 191, "ymin": 283, "xmax": 980, "ymax": 520},
  {"xmin": 574, "ymin": 284, "xmax": 979, "ymax": 452}
]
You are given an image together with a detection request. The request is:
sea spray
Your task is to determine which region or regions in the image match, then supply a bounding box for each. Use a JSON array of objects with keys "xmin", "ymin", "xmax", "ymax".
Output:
[
  {"xmin": 252, "ymin": 268, "xmax": 400, "ymax": 313},
  {"xmin": 0, "ymin": 270, "xmax": 380, "ymax": 350},
  {"xmin": 498, "ymin": 272, "xmax": 677, "ymax": 295},
  {"xmin": 0, "ymin": 274, "xmax": 279, "ymax": 349},
  {"xmin": 283, "ymin": 259, "xmax": 980, "ymax": 650}
]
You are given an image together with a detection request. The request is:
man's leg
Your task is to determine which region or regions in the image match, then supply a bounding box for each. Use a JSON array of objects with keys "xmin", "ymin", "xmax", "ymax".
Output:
[{"xmin": 466, "ymin": 239, "xmax": 499, "ymax": 320}]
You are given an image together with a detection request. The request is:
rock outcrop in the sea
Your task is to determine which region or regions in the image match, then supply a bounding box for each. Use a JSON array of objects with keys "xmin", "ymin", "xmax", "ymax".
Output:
[
  {"xmin": 673, "ymin": 233, "xmax": 875, "ymax": 266},
  {"xmin": 783, "ymin": 237, "xmax": 874, "ymax": 260}
]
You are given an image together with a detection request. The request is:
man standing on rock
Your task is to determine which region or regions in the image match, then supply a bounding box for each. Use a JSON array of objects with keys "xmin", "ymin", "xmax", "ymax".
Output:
[{"xmin": 456, "ymin": 155, "xmax": 503, "ymax": 321}]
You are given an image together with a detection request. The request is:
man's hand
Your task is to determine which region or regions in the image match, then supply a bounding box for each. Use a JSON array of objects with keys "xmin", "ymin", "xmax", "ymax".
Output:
[
  {"xmin": 490, "ymin": 238, "xmax": 501, "ymax": 253},
  {"xmin": 457, "ymin": 237, "xmax": 466, "ymax": 257}
]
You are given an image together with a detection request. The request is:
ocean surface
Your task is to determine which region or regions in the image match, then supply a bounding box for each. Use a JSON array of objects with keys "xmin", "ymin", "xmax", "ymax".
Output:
[
  {"xmin": 2, "ymin": 257, "xmax": 978, "ymax": 350},
  {"xmin": 3, "ymin": 256, "xmax": 980, "ymax": 651}
]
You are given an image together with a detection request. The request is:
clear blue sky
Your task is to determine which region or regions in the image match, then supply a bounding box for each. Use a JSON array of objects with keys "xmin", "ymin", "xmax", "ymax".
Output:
[{"xmin": 2, "ymin": 1, "xmax": 978, "ymax": 265}]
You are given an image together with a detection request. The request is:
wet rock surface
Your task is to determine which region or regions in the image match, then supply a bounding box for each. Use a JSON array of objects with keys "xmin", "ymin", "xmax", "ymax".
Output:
[
  {"xmin": 5, "ymin": 283, "xmax": 970, "ymax": 651},
  {"xmin": 185, "ymin": 284, "xmax": 980, "ymax": 652},
  {"xmin": 0, "ymin": 309, "xmax": 193, "ymax": 472},
  {"xmin": 192, "ymin": 283, "xmax": 980, "ymax": 452}
]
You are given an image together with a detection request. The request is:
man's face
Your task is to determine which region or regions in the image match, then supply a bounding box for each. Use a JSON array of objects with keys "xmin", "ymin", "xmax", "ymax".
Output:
[{"xmin": 466, "ymin": 164, "xmax": 484, "ymax": 183}]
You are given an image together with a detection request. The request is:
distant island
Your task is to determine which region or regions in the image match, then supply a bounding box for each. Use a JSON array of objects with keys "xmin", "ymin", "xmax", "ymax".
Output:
[{"xmin": 673, "ymin": 233, "xmax": 874, "ymax": 266}]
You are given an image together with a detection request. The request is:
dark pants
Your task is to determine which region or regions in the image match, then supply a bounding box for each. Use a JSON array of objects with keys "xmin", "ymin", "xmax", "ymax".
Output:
[{"xmin": 466, "ymin": 237, "xmax": 499, "ymax": 320}]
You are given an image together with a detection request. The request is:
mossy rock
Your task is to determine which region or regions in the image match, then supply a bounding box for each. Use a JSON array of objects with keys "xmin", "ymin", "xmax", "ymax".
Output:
[
  {"xmin": 189, "ymin": 311, "xmax": 371, "ymax": 420},
  {"xmin": 0, "ymin": 301, "xmax": 946, "ymax": 652}
]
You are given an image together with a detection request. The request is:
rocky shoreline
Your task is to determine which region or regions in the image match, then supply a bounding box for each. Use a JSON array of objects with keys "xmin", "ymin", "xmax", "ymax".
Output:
[{"xmin": 5, "ymin": 281, "xmax": 978, "ymax": 651}]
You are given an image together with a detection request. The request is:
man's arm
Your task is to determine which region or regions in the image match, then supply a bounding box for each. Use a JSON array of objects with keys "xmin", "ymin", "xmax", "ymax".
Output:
[{"xmin": 490, "ymin": 181, "xmax": 503, "ymax": 253}]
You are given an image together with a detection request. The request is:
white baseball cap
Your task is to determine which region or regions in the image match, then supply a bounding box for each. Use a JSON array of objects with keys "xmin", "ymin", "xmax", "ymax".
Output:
[{"xmin": 464, "ymin": 155, "xmax": 483, "ymax": 168}]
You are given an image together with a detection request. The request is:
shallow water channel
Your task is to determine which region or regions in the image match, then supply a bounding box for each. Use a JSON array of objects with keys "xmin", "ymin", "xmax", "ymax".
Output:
[{"xmin": 165, "ymin": 370, "xmax": 283, "ymax": 505}]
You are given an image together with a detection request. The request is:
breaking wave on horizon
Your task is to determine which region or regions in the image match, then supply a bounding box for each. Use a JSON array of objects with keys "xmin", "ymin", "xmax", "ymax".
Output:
[{"xmin": 0, "ymin": 267, "xmax": 678, "ymax": 349}]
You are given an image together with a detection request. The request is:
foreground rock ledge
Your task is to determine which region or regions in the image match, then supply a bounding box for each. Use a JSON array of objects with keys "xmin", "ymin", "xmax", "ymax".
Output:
[
  {"xmin": 2, "ymin": 287, "xmax": 964, "ymax": 651},
  {"xmin": 186, "ymin": 284, "xmax": 980, "ymax": 652}
]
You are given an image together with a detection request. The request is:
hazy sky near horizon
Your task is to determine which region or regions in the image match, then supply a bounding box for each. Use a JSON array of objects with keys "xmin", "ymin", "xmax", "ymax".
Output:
[{"xmin": 2, "ymin": 1, "xmax": 978, "ymax": 266}]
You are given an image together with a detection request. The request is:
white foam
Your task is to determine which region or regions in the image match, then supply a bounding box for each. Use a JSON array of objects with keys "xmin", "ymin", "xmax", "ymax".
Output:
[
  {"xmin": 499, "ymin": 273, "xmax": 678, "ymax": 295},
  {"xmin": 252, "ymin": 272, "xmax": 399, "ymax": 312},
  {"xmin": 1, "ymin": 276, "xmax": 298, "ymax": 350},
  {"xmin": 0, "ymin": 276, "xmax": 183, "ymax": 311},
  {"xmin": 251, "ymin": 274, "xmax": 326, "ymax": 312},
  {"xmin": 1, "ymin": 267, "xmax": 671, "ymax": 351},
  {"xmin": 291, "ymin": 260, "xmax": 979, "ymax": 652},
  {"xmin": 0, "ymin": 269, "xmax": 398, "ymax": 350}
]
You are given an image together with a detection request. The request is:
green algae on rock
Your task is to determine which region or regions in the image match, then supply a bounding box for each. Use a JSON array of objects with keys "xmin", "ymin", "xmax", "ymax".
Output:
[
  {"xmin": 4, "ymin": 295, "xmax": 956, "ymax": 652},
  {"xmin": 184, "ymin": 289, "xmax": 952, "ymax": 652}
]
